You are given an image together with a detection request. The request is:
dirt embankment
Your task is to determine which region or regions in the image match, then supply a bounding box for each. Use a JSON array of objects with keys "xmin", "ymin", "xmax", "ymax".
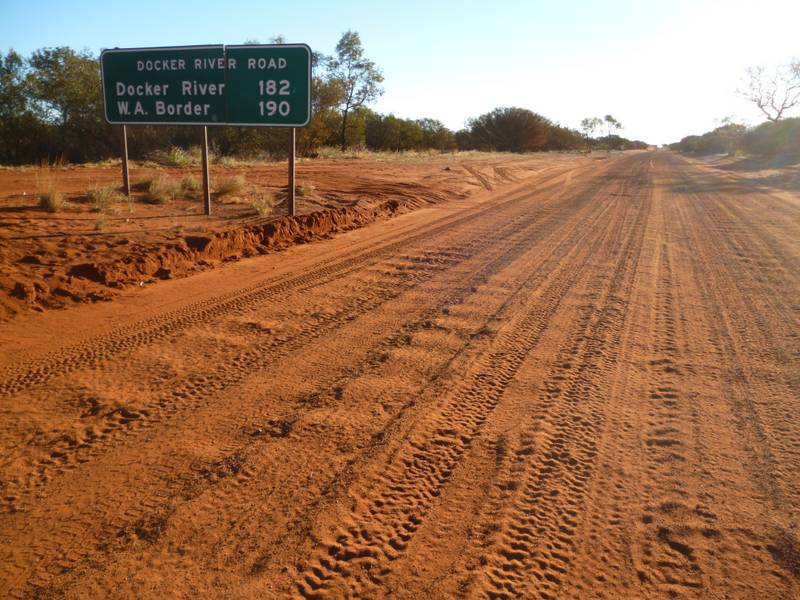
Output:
[{"xmin": 0, "ymin": 154, "xmax": 585, "ymax": 321}]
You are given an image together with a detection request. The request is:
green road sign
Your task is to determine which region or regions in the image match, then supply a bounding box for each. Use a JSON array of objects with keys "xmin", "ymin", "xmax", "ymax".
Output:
[
  {"xmin": 225, "ymin": 44, "xmax": 311, "ymax": 127},
  {"xmin": 101, "ymin": 45, "xmax": 226, "ymax": 125},
  {"xmin": 100, "ymin": 44, "xmax": 312, "ymax": 127}
]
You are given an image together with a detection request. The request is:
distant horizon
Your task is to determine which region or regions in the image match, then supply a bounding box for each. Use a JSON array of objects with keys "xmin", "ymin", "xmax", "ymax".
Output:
[{"xmin": 3, "ymin": 0, "xmax": 799, "ymax": 145}]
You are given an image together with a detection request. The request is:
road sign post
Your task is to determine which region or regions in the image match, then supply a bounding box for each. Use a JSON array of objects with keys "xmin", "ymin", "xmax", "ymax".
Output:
[
  {"xmin": 224, "ymin": 45, "xmax": 310, "ymax": 217},
  {"xmin": 288, "ymin": 128, "xmax": 296, "ymax": 216},
  {"xmin": 101, "ymin": 44, "xmax": 312, "ymax": 217},
  {"xmin": 201, "ymin": 126, "xmax": 211, "ymax": 215},
  {"xmin": 120, "ymin": 125, "xmax": 130, "ymax": 196}
]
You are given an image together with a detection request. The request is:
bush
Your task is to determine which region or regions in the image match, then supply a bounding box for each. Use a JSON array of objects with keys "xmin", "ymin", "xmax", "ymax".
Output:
[
  {"xmin": 133, "ymin": 176, "xmax": 154, "ymax": 190},
  {"xmin": 39, "ymin": 190, "xmax": 66, "ymax": 212},
  {"xmin": 87, "ymin": 185, "xmax": 121, "ymax": 212},
  {"xmin": 144, "ymin": 176, "xmax": 179, "ymax": 204},
  {"xmin": 741, "ymin": 118, "xmax": 800, "ymax": 157},
  {"xmin": 468, "ymin": 107, "xmax": 553, "ymax": 153},
  {"xmin": 251, "ymin": 192, "xmax": 277, "ymax": 216},
  {"xmin": 215, "ymin": 175, "xmax": 246, "ymax": 197},
  {"xmin": 181, "ymin": 175, "xmax": 201, "ymax": 193},
  {"xmin": 296, "ymin": 181, "xmax": 315, "ymax": 196},
  {"xmin": 672, "ymin": 119, "xmax": 800, "ymax": 159},
  {"xmin": 145, "ymin": 146, "xmax": 200, "ymax": 167},
  {"xmin": 672, "ymin": 124, "xmax": 746, "ymax": 155}
]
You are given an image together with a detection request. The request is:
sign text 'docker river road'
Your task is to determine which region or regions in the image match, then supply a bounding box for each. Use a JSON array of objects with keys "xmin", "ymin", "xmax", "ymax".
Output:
[{"xmin": 101, "ymin": 44, "xmax": 312, "ymax": 127}]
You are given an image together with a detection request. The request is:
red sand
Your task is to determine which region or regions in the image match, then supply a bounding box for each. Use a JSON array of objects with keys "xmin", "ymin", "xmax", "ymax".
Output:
[{"xmin": 1, "ymin": 151, "xmax": 798, "ymax": 599}]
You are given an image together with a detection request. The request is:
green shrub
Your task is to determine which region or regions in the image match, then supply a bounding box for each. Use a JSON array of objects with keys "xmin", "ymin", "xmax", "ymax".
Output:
[
  {"xmin": 216, "ymin": 156, "xmax": 248, "ymax": 168},
  {"xmin": 145, "ymin": 146, "xmax": 198, "ymax": 167},
  {"xmin": 87, "ymin": 185, "xmax": 121, "ymax": 212},
  {"xmin": 741, "ymin": 117, "xmax": 800, "ymax": 157}
]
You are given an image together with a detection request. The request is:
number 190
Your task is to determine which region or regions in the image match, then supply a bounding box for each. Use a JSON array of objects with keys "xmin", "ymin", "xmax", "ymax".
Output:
[{"xmin": 259, "ymin": 100, "xmax": 290, "ymax": 117}]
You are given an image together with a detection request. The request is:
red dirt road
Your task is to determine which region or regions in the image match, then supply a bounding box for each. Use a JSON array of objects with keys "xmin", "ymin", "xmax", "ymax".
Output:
[{"xmin": 1, "ymin": 151, "xmax": 798, "ymax": 599}]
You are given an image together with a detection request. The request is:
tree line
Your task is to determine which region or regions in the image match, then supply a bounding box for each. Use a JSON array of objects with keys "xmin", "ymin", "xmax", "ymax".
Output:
[
  {"xmin": 669, "ymin": 118, "xmax": 800, "ymax": 157},
  {"xmin": 0, "ymin": 31, "xmax": 645, "ymax": 165},
  {"xmin": 671, "ymin": 58, "xmax": 800, "ymax": 158}
]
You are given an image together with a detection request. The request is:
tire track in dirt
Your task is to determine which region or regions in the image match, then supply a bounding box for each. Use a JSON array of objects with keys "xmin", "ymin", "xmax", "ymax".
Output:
[
  {"xmin": 633, "ymin": 158, "xmax": 798, "ymax": 598},
  {"xmin": 466, "ymin": 162, "xmax": 649, "ymax": 599},
  {"xmin": 378, "ymin": 170, "xmax": 648, "ymax": 598},
  {"xmin": 0, "ymin": 162, "xmax": 623, "ymax": 595},
  {"xmin": 667, "ymin": 161, "xmax": 800, "ymax": 593},
  {"xmin": 630, "ymin": 229, "xmax": 718, "ymax": 596},
  {"xmin": 8, "ymin": 152, "xmax": 794, "ymax": 599},
  {"xmin": 540, "ymin": 177, "xmax": 717, "ymax": 599},
  {"xmin": 0, "ymin": 197, "xmax": 559, "ymax": 510},
  {"xmin": 288, "ymin": 163, "xmax": 646, "ymax": 599},
  {"xmin": 63, "ymin": 169, "xmax": 619, "ymax": 599},
  {"xmin": 294, "ymin": 259, "xmax": 578, "ymax": 599},
  {"xmin": 448, "ymin": 162, "xmax": 673, "ymax": 600},
  {"xmin": 549, "ymin": 157, "xmax": 797, "ymax": 600},
  {"xmin": 0, "ymin": 161, "xmax": 601, "ymax": 399},
  {"xmin": 555, "ymin": 158, "xmax": 799, "ymax": 599},
  {"xmin": 557, "ymin": 155, "xmax": 799, "ymax": 599},
  {"xmin": 154, "ymin": 166, "xmax": 628, "ymax": 599},
  {"xmin": 4, "ymin": 167, "xmax": 604, "ymax": 503},
  {"xmin": 673, "ymin": 160, "xmax": 800, "ymax": 511}
]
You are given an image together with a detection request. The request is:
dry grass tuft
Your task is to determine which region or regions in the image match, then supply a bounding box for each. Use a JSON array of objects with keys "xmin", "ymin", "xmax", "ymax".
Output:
[
  {"xmin": 36, "ymin": 170, "xmax": 68, "ymax": 212},
  {"xmin": 215, "ymin": 175, "xmax": 246, "ymax": 197},
  {"xmin": 251, "ymin": 192, "xmax": 277, "ymax": 216},
  {"xmin": 39, "ymin": 190, "xmax": 67, "ymax": 212},
  {"xmin": 145, "ymin": 146, "xmax": 200, "ymax": 168},
  {"xmin": 87, "ymin": 186, "xmax": 122, "ymax": 212},
  {"xmin": 181, "ymin": 175, "xmax": 201, "ymax": 194},
  {"xmin": 145, "ymin": 176, "xmax": 180, "ymax": 205},
  {"xmin": 133, "ymin": 176, "xmax": 155, "ymax": 191},
  {"xmin": 296, "ymin": 181, "xmax": 316, "ymax": 197}
]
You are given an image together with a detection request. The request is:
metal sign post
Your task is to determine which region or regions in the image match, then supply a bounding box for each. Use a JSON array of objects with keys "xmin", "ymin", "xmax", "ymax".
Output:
[
  {"xmin": 288, "ymin": 128, "xmax": 296, "ymax": 216},
  {"xmin": 120, "ymin": 125, "xmax": 130, "ymax": 195},
  {"xmin": 201, "ymin": 126, "xmax": 211, "ymax": 216}
]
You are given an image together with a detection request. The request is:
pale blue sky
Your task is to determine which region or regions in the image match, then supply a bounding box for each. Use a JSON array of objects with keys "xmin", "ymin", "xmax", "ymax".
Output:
[{"xmin": 3, "ymin": 0, "xmax": 799, "ymax": 144}]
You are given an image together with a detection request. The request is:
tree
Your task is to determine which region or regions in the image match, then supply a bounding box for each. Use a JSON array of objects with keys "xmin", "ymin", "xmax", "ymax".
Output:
[
  {"xmin": 0, "ymin": 50, "xmax": 27, "ymax": 118},
  {"xmin": 26, "ymin": 47, "xmax": 115, "ymax": 162},
  {"xmin": 27, "ymin": 47, "xmax": 99, "ymax": 127},
  {"xmin": 455, "ymin": 128, "xmax": 474, "ymax": 150},
  {"xmin": 603, "ymin": 114, "xmax": 622, "ymax": 137},
  {"xmin": 544, "ymin": 124, "xmax": 585, "ymax": 151},
  {"xmin": 295, "ymin": 49, "xmax": 346, "ymax": 155},
  {"xmin": 741, "ymin": 117, "xmax": 800, "ymax": 156},
  {"xmin": 327, "ymin": 30, "xmax": 384, "ymax": 151},
  {"xmin": 739, "ymin": 60, "xmax": 800, "ymax": 122},
  {"xmin": 580, "ymin": 117, "xmax": 603, "ymax": 139},
  {"xmin": 0, "ymin": 50, "xmax": 45, "ymax": 163},
  {"xmin": 468, "ymin": 107, "xmax": 552, "ymax": 152},
  {"xmin": 416, "ymin": 118, "xmax": 456, "ymax": 151}
]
